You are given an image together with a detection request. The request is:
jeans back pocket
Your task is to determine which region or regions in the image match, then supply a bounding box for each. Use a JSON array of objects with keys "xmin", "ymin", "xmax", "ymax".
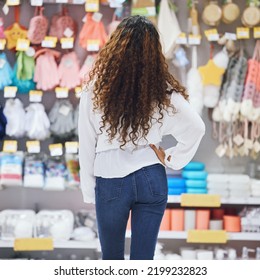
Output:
[{"xmin": 96, "ymin": 177, "xmax": 123, "ymax": 202}]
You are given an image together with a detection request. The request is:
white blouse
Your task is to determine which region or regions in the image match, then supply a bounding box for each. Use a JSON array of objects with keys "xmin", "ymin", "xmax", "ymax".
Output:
[{"xmin": 78, "ymin": 89, "xmax": 205, "ymax": 204}]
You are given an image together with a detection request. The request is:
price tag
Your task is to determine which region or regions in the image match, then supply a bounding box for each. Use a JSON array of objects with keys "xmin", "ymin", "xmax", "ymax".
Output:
[
  {"xmin": 65, "ymin": 141, "xmax": 79, "ymax": 154},
  {"xmin": 73, "ymin": 0, "xmax": 85, "ymax": 3},
  {"xmin": 4, "ymin": 86, "xmax": 17, "ymax": 98},
  {"xmin": 2, "ymin": 3, "xmax": 9, "ymax": 15},
  {"xmin": 187, "ymin": 230, "xmax": 227, "ymax": 244},
  {"xmin": 132, "ymin": 7, "xmax": 156, "ymax": 17},
  {"xmin": 225, "ymin": 32, "xmax": 237, "ymax": 40},
  {"xmin": 188, "ymin": 35, "xmax": 201, "ymax": 45},
  {"xmin": 29, "ymin": 90, "xmax": 43, "ymax": 103},
  {"xmin": 3, "ymin": 140, "xmax": 18, "ymax": 153},
  {"xmin": 59, "ymin": 105, "xmax": 71, "ymax": 116},
  {"xmin": 75, "ymin": 86, "xmax": 82, "ymax": 98},
  {"xmin": 26, "ymin": 141, "xmax": 40, "ymax": 154},
  {"xmin": 49, "ymin": 143, "xmax": 63, "ymax": 157},
  {"xmin": 55, "ymin": 87, "xmax": 69, "ymax": 98},
  {"xmin": 176, "ymin": 33, "xmax": 187, "ymax": 45},
  {"xmin": 14, "ymin": 238, "xmax": 53, "ymax": 251},
  {"xmin": 85, "ymin": 0, "xmax": 99, "ymax": 12},
  {"xmin": 92, "ymin": 12, "xmax": 103, "ymax": 22},
  {"xmin": 7, "ymin": 0, "xmax": 20, "ymax": 6},
  {"xmin": 30, "ymin": 0, "xmax": 43, "ymax": 6},
  {"xmin": 16, "ymin": 38, "xmax": 30, "ymax": 51},
  {"xmin": 41, "ymin": 36, "xmax": 58, "ymax": 48},
  {"xmin": 0, "ymin": 39, "xmax": 6, "ymax": 50},
  {"xmin": 181, "ymin": 194, "xmax": 221, "ymax": 207},
  {"xmin": 236, "ymin": 27, "xmax": 250, "ymax": 39},
  {"xmin": 87, "ymin": 39, "xmax": 100, "ymax": 52},
  {"xmin": 204, "ymin": 29, "xmax": 219, "ymax": 41},
  {"xmin": 254, "ymin": 27, "xmax": 260, "ymax": 39},
  {"xmin": 56, "ymin": 0, "xmax": 68, "ymax": 3},
  {"xmin": 60, "ymin": 38, "xmax": 74, "ymax": 49},
  {"xmin": 63, "ymin": 27, "xmax": 74, "ymax": 38}
]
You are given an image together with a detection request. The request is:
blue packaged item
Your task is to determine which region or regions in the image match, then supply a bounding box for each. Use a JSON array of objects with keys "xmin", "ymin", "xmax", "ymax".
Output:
[
  {"xmin": 168, "ymin": 187, "xmax": 186, "ymax": 195},
  {"xmin": 186, "ymin": 188, "xmax": 207, "ymax": 194},
  {"xmin": 167, "ymin": 177, "xmax": 186, "ymax": 188},
  {"xmin": 182, "ymin": 171, "xmax": 208, "ymax": 180},
  {"xmin": 185, "ymin": 180, "xmax": 207, "ymax": 189},
  {"xmin": 12, "ymin": 64, "xmax": 36, "ymax": 93},
  {"xmin": 0, "ymin": 53, "xmax": 13, "ymax": 90},
  {"xmin": 183, "ymin": 161, "xmax": 205, "ymax": 171}
]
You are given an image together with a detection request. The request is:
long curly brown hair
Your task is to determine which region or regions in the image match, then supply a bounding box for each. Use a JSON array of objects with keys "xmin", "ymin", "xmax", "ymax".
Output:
[{"xmin": 88, "ymin": 15, "xmax": 188, "ymax": 148}]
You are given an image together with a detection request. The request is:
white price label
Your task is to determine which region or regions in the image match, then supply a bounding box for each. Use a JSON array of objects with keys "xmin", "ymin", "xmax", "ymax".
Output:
[
  {"xmin": 30, "ymin": 0, "xmax": 43, "ymax": 6},
  {"xmin": 188, "ymin": 35, "xmax": 201, "ymax": 45},
  {"xmin": 26, "ymin": 141, "xmax": 40, "ymax": 154},
  {"xmin": 176, "ymin": 34, "xmax": 187, "ymax": 45},
  {"xmin": 92, "ymin": 12, "xmax": 103, "ymax": 22},
  {"xmin": 85, "ymin": 0, "xmax": 99, "ymax": 12},
  {"xmin": 2, "ymin": 4, "xmax": 9, "ymax": 15},
  {"xmin": 56, "ymin": 0, "xmax": 68, "ymax": 2},
  {"xmin": 75, "ymin": 87, "xmax": 82, "ymax": 98},
  {"xmin": 60, "ymin": 38, "xmax": 74, "ymax": 49},
  {"xmin": 146, "ymin": 7, "xmax": 156, "ymax": 17},
  {"xmin": 7, "ymin": 0, "xmax": 20, "ymax": 6},
  {"xmin": 29, "ymin": 90, "xmax": 43, "ymax": 103},
  {"xmin": 65, "ymin": 142, "xmax": 79, "ymax": 154},
  {"xmin": 16, "ymin": 39, "xmax": 30, "ymax": 51},
  {"xmin": 59, "ymin": 105, "xmax": 71, "ymax": 116},
  {"xmin": 87, "ymin": 40, "xmax": 100, "ymax": 52},
  {"xmin": 4, "ymin": 86, "xmax": 17, "ymax": 98},
  {"xmin": 49, "ymin": 144, "xmax": 63, "ymax": 157},
  {"xmin": 63, "ymin": 28, "xmax": 74, "ymax": 38},
  {"xmin": 0, "ymin": 39, "xmax": 7, "ymax": 50},
  {"xmin": 3, "ymin": 140, "xmax": 18, "ymax": 153},
  {"xmin": 207, "ymin": 33, "xmax": 219, "ymax": 41},
  {"xmin": 55, "ymin": 87, "xmax": 69, "ymax": 98},
  {"xmin": 225, "ymin": 32, "xmax": 237, "ymax": 40},
  {"xmin": 41, "ymin": 37, "xmax": 57, "ymax": 48}
]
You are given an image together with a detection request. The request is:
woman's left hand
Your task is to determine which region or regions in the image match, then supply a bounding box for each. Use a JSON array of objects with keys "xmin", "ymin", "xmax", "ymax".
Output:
[{"xmin": 150, "ymin": 144, "xmax": 171, "ymax": 165}]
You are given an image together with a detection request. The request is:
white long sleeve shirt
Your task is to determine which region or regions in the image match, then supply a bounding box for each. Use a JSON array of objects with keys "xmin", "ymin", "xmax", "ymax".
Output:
[{"xmin": 78, "ymin": 89, "xmax": 205, "ymax": 204}]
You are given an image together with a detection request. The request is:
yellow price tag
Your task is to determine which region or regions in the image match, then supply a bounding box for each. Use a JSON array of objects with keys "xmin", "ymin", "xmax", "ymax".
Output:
[
  {"xmin": 176, "ymin": 33, "xmax": 187, "ymax": 44},
  {"xmin": 4, "ymin": 86, "xmax": 18, "ymax": 98},
  {"xmin": 26, "ymin": 141, "xmax": 40, "ymax": 154},
  {"xmin": 181, "ymin": 194, "xmax": 221, "ymax": 207},
  {"xmin": 254, "ymin": 27, "xmax": 260, "ymax": 39},
  {"xmin": 49, "ymin": 143, "xmax": 63, "ymax": 157},
  {"xmin": 29, "ymin": 90, "xmax": 43, "ymax": 102},
  {"xmin": 60, "ymin": 37, "xmax": 74, "ymax": 49},
  {"xmin": 55, "ymin": 87, "xmax": 69, "ymax": 98},
  {"xmin": 41, "ymin": 36, "xmax": 58, "ymax": 48},
  {"xmin": 87, "ymin": 39, "xmax": 100, "ymax": 52},
  {"xmin": 16, "ymin": 38, "xmax": 30, "ymax": 51},
  {"xmin": 236, "ymin": 27, "xmax": 250, "ymax": 39},
  {"xmin": 187, "ymin": 230, "xmax": 228, "ymax": 244},
  {"xmin": 204, "ymin": 29, "xmax": 219, "ymax": 41},
  {"xmin": 188, "ymin": 35, "xmax": 201, "ymax": 45},
  {"xmin": 75, "ymin": 86, "xmax": 82, "ymax": 98},
  {"xmin": 7, "ymin": 0, "xmax": 20, "ymax": 6},
  {"xmin": 3, "ymin": 140, "xmax": 18, "ymax": 153},
  {"xmin": 0, "ymin": 39, "xmax": 6, "ymax": 50},
  {"xmin": 65, "ymin": 141, "xmax": 79, "ymax": 154},
  {"xmin": 85, "ymin": 0, "xmax": 99, "ymax": 12},
  {"xmin": 14, "ymin": 238, "xmax": 53, "ymax": 251}
]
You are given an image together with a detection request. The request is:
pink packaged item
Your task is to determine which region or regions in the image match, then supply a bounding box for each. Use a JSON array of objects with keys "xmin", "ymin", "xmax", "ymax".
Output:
[
  {"xmin": 34, "ymin": 49, "xmax": 60, "ymax": 91},
  {"xmin": 79, "ymin": 54, "xmax": 97, "ymax": 83},
  {"xmin": 79, "ymin": 13, "xmax": 107, "ymax": 49},
  {"xmin": 27, "ymin": 7, "xmax": 48, "ymax": 44},
  {"xmin": 108, "ymin": 13, "xmax": 121, "ymax": 36},
  {"xmin": 0, "ymin": 18, "xmax": 5, "ymax": 39},
  {"xmin": 58, "ymin": 51, "xmax": 80, "ymax": 89},
  {"xmin": 49, "ymin": 7, "xmax": 77, "ymax": 39}
]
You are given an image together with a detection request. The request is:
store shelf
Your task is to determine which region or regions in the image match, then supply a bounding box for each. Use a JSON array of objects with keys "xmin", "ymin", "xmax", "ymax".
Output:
[
  {"xmin": 0, "ymin": 239, "xmax": 99, "ymax": 250},
  {"xmin": 167, "ymin": 195, "xmax": 260, "ymax": 205},
  {"xmin": 125, "ymin": 231, "xmax": 260, "ymax": 241}
]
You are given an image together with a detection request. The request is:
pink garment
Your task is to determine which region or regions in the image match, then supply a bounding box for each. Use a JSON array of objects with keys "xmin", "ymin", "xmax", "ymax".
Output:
[
  {"xmin": 79, "ymin": 54, "xmax": 97, "ymax": 83},
  {"xmin": 58, "ymin": 51, "xmax": 80, "ymax": 89},
  {"xmin": 0, "ymin": 18, "xmax": 5, "ymax": 39},
  {"xmin": 34, "ymin": 51, "xmax": 60, "ymax": 91}
]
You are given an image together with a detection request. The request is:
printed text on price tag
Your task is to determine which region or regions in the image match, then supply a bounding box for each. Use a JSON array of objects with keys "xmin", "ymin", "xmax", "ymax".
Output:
[
  {"xmin": 204, "ymin": 29, "xmax": 219, "ymax": 41},
  {"xmin": 65, "ymin": 142, "xmax": 79, "ymax": 154},
  {"xmin": 236, "ymin": 27, "xmax": 250, "ymax": 39},
  {"xmin": 55, "ymin": 87, "xmax": 69, "ymax": 98},
  {"xmin": 49, "ymin": 144, "xmax": 63, "ymax": 157},
  {"xmin": 0, "ymin": 39, "xmax": 6, "ymax": 50},
  {"xmin": 26, "ymin": 141, "xmax": 41, "ymax": 154},
  {"xmin": 16, "ymin": 39, "xmax": 30, "ymax": 51},
  {"xmin": 41, "ymin": 36, "xmax": 57, "ymax": 48},
  {"xmin": 29, "ymin": 90, "xmax": 43, "ymax": 102},
  {"xmin": 87, "ymin": 39, "xmax": 100, "ymax": 52},
  {"xmin": 4, "ymin": 86, "xmax": 17, "ymax": 98},
  {"xmin": 7, "ymin": 0, "xmax": 20, "ymax": 6},
  {"xmin": 176, "ymin": 33, "xmax": 187, "ymax": 45},
  {"xmin": 3, "ymin": 140, "xmax": 18, "ymax": 153},
  {"xmin": 60, "ymin": 37, "xmax": 74, "ymax": 49},
  {"xmin": 85, "ymin": 0, "xmax": 99, "ymax": 12}
]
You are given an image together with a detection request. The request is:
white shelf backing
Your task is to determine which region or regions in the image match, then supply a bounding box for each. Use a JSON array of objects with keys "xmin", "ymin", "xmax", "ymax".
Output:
[
  {"xmin": 167, "ymin": 195, "xmax": 260, "ymax": 205},
  {"xmin": 0, "ymin": 239, "xmax": 99, "ymax": 249},
  {"xmin": 126, "ymin": 231, "xmax": 260, "ymax": 241}
]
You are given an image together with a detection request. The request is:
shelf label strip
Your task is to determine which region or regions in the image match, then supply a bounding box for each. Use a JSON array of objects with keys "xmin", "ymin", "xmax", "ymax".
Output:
[
  {"xmin": 187, "ymin": 230, "xmax": 227, "ymax": 244},
  {"xmin": 14, "ymin": 238, "xmax": 53, "ymax": 251},
  {"xmin": 181, "ymin": 194, "xmax": 221, "ymax": 207}
]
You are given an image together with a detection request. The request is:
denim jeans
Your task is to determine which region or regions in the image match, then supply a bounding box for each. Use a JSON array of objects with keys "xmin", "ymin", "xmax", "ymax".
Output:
[{"xmin": 95, "ymin": 163, "xmax": 168, "ymax": 260}]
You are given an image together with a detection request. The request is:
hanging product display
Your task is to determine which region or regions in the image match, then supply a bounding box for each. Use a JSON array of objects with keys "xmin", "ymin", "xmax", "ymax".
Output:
[
  {"xmin": 0, "ymin": 53, "xmax": 13, "ymax": 90},
  {"xmin": 79, "ymin": 13, "xmax": 107, "ymax": 49},
  {"xmin": 202, "ymin": 0, "xmax": 222, "ymax": 26},
  {"xmin": 79, "ymin": 54, "xmax": 97, "ymax": 83},
  {"xmin": 221, "ymin": 0, "xmax": 240, "ymax": 24},
  {"xmin": 4, "ymin": 7, "xmax": 27, "ymax": 50},
  {"xmin": 187, "ymin": 0, "xmax": 200, "ymax": 36},
  {"xmin": 186, "ymin": 46, "xmax": 203, "ymax": 115},
  {"xmin": 3, "ymin": 98, "xmax": 26, "ymax": 138},
  {"xmin": 199, "ymin": 47, "xmax": 229, "ymax": 108},
  {"xmin": 58, "ymin": 51, "xmax": 80, "ymax": 89},
  {"xmin": 34, "ymin": 49, "xmax": 60, "ymax": 90},
  {"xmin": 27, "ymin": 7, "xmax": 49, "ymax": 44},
  {"xmin": 48, "ymin": 100, "xmax": 76, "ymax": 140},
  {"xmin": 23, "ymin": 154, "xmax": 45, "ymax": 188},
  {"xmin": 242, "ymin": 0, "xmax": 260, "ymax": 27},
  {"xmin": 49, "ymin": 7, "xmax": 77, "ymax": 39},
  {"xmin": 12, "ymin": 51, "xmax": 36, "ymax": 93},
  {"xmin": 65, "ymin": 153, "xmax": 80, "ymax": 189},
  {"xmin": 158, "ymin": 0, "xmax": 181, "ymax": 59},
  {"xmin": 24, "ymin": 103, "xmax": 50, "ymax": 140}
]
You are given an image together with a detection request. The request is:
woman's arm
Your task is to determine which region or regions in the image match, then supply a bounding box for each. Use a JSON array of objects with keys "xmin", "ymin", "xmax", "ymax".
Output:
[
  {"xmin": 78, "ymin": 90, "xmax": 97, "ymax": 204},
  {"xmin": 162, "ymin": 93, "xmax": 206, "ymax": 170}
]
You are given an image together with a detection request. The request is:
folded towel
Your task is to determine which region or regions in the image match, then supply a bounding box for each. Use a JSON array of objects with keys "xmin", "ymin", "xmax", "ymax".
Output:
[
  {"xmin": 168, "ymin": 188, "xmax": 186, "ymax": 195},
  {"xmin": 186, "ymin": 188, "xmax": 207, "ymax": 194},
  {"xmin": 185, "ymin": 180, "xmax": 207, "ymax": 188},
  {"xmin": 251, "ymin": 189, "xmax": 260, "ymax": 197},
  {"xmin": 182, "ymin": 171, "xmax": 208, "ymax": 180},
  {"xmin": 229, "ymin": 189, "xmax": 251, "ymax": 198},
  {"xmin": 228, "ymin": 183, "xmax": 250, "ymax": 191},
  {"xmin": 208, "ymin": 189, "xmax": 229, "ymax": 198},
  {"xmin": 228, "ymin": 174, "xmax": 250, "ymax": 184},
  {"xmin": 207, "ymin": 174, "xmax": 229, "ymax": 183},
  {"xmin": 183, "ymin": 162, "xmax": 205, "ymax": 171},
  {"xmin": 167, "ymin": 177, "xmax": 186, "ymax": 188},
  {"xmin": 207, "ymin": 182, "xmax": 228, "ymax": 190}
]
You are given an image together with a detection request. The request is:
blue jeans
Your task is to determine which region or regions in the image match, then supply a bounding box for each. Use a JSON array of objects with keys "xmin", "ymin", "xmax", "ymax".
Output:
[{"xmin": 95, "ymin": 163, "xmax": 168, "ymax": 260}]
